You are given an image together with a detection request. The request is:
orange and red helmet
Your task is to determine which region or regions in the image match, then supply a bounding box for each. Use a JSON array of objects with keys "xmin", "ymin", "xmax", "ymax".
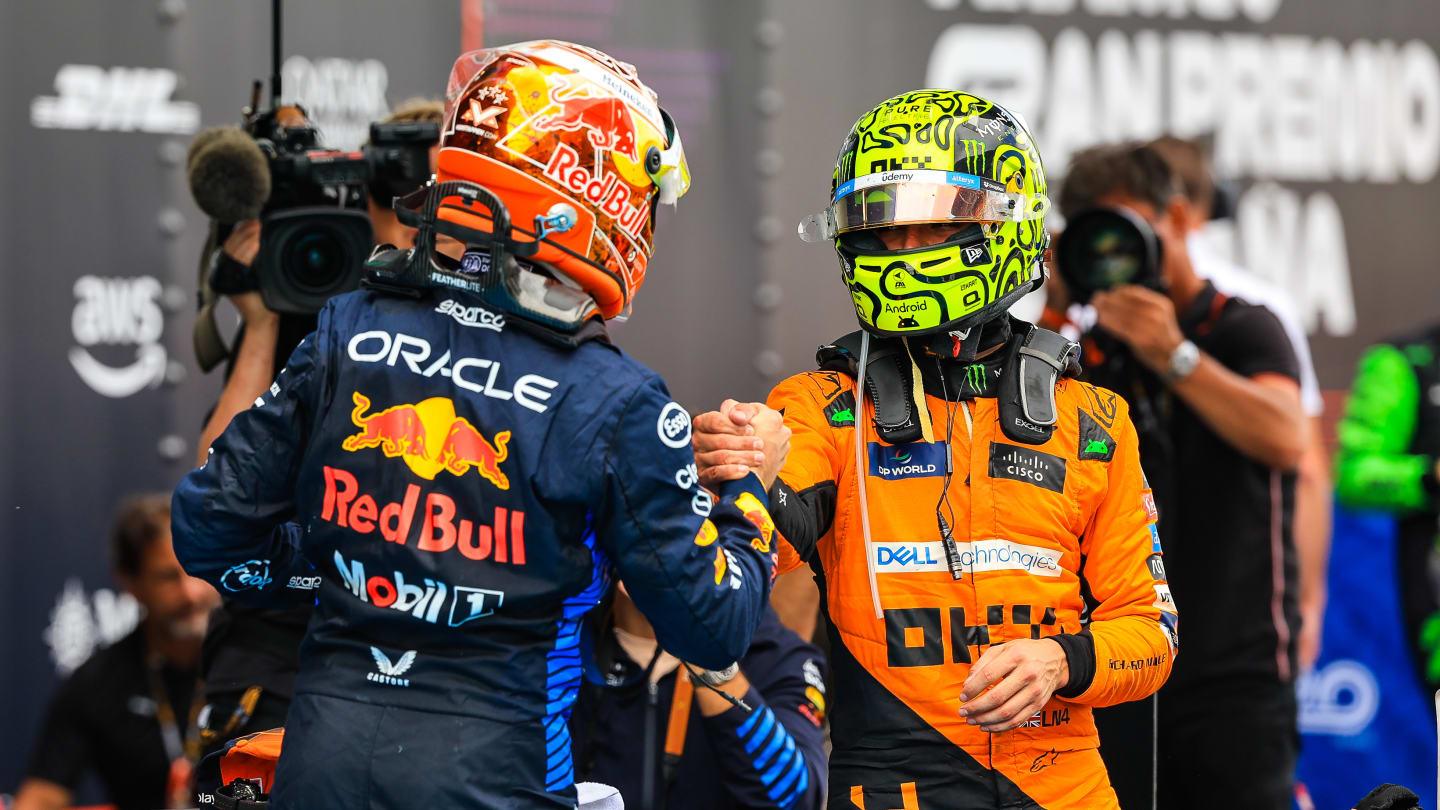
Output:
[{"xmin": 438, "ymin": 40, "xmax": 690, "ymax": 320}]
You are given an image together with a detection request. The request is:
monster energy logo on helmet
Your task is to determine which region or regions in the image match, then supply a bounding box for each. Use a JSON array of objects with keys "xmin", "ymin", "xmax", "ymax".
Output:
[{"xmin": 797, "ymin": 89, "xmax": 1051, "ymax": 339}]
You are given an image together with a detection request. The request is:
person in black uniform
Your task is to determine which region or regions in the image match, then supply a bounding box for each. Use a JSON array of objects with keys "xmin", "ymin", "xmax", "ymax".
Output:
[
  {"xmin": 573, "ymin": 582, "xmax": 828, "ymax": 810},
  {"xmin": 14, "ymin": 495, "xmax": 218, "ymax": 810},
  {"xmin": 1060, "ymin": 143, "xmax": 1307, "ymax": 810}
]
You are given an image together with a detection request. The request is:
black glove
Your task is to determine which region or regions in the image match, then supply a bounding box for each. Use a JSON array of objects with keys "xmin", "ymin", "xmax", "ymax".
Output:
[{"xmin": 1354, "ymin": 784, "xmax": 1422, "ymax": 810}]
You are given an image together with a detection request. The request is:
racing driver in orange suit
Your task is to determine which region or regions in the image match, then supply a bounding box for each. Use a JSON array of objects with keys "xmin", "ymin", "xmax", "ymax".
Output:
[{"xmin": 695, "ymin": 90, "xmax": 1178, "ymax": 809}]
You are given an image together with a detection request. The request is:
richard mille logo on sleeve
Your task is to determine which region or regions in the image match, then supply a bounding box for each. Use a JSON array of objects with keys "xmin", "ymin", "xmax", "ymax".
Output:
[{"xmin": 988, "ymin": 444, "xmax": 1066, "ymax": 493}]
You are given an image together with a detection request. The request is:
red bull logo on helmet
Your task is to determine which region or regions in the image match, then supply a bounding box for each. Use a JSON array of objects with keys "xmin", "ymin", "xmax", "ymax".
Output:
[
  {"xmin": 544, "ymin": 143, "xmax": 648, "ymax": 241},
  {"xmin": 536, "ymin": 88, "xmax": 639, "ymax": 161},
  {"xmin": 342, "ymin": 392, "xmax": 510, "ymax": 489}
]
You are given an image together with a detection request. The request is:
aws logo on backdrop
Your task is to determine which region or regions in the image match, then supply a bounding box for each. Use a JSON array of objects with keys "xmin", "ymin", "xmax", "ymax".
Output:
[
  {"xmin": 69, "ymin": 275, "xmax": 169, "ymax": 398},
  {"xmin": 867, "ymin": 441, "xmax": 949, "ymax": 480}
]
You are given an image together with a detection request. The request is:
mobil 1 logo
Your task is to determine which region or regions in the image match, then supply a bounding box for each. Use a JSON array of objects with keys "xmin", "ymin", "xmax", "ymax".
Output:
[{"xmin": 988, "ymin": 444, "xmax": 1066, "ymax": 493}]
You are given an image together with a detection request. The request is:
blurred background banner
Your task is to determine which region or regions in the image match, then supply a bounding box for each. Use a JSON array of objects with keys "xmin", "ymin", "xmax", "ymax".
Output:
[
  {"xmin": 2, "ymin": 0, "xmax": 1437, "ymax": 803},
  {"xmin": 1297, "ymin": 507, "xmax": 1436, "ymax": 810}
]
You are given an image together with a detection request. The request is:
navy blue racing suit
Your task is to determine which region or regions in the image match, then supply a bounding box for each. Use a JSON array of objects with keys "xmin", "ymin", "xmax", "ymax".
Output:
[{"xmin": 171, "ymin": 286, "xmax": 777, "ymax": 809}]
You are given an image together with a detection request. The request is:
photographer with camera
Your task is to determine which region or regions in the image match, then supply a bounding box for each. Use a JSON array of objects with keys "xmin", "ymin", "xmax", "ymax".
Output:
[
  {"xmin": 185, "ymin": 97, "xmax": 445, "ymax": 768},
  {"xmin": 1056, "ymin": 143, "xmax": 1306, "ymax": 810},
  {"xmin": 1148, "ymin": 136, "xmax": 1331, "ymax": 676},
  {"xmin": 172, "ymin": 41, "xmax": 784, "ymax": 807}
]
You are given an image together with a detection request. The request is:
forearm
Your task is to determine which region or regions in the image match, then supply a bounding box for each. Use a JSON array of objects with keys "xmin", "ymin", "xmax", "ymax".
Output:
[
  {"xmin": 1296, "ymin": 421, "xmax": 1332, "ymax": 613},
  {"xmin": 1170, "ymin": 355, "xmax": 1305, "ymax": 469},
  {"xmin": 694, "ymin": 670, "xmax": 753, "ymax": 717},
  {"xmin": 197, "ymin": 318, "xmax": 279, "ymax": 466},
  {"xmin": 1061, "ymin": 616, "xmax": 1175, "ymax": 707},
  {"xmin": 700, "ymin": 686, "xmax": 824, "ymax": 810}
]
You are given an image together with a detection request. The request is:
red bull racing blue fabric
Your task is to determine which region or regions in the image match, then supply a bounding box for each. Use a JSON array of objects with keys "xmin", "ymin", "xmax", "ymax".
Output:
[{"xmin": 171, "ymin": 286, "xmax": 776, "ymax": 808}]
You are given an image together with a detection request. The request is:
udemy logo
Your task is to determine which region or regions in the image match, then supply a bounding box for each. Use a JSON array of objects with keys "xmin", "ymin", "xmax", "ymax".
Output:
[
  {"xmin": 70, "ymin": 276, "xmax": 168, "ymax": 398},
  {"xmin": 334, "ymin": 550, "xmax": 504, "ymax": 629},
  {"xmin": 657, "ymin": 402, "xmax": 692, "ymax": 449},
  {"xmin": 369, "ymin": 646, "xmax": 416, "ymax": 688},
  {"xmin": 32, "ymin": 65, "xmax": 199, "ymax": 133},
  {"xmin": 1298, "ymin": 659, "xmax": 1381, "ymax": 736},
  {"xmin": 868, "ymin": 441, "xmax": 949, "ymax": 480}
]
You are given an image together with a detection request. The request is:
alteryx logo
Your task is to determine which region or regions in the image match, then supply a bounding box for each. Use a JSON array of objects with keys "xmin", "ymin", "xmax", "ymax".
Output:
[{"xmin": 868, "ymin": 442, "xmax": 948, "ymax": 480}]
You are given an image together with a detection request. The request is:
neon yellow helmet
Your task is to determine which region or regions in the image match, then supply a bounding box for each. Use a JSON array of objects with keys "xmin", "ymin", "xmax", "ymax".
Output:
[{"xmin": 799, "ymin": 90, "xmax": 1051, "ymax": 337}]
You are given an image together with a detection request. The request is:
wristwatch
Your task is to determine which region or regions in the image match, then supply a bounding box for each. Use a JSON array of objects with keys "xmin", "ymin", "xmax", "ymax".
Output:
[
  {"xmin": 1163, "ymin": 339, "xmax": 1200, "ymax": 382},
  {"xmin": 692, "ymin": 662, "xmax": 741, "ymax": 687}
]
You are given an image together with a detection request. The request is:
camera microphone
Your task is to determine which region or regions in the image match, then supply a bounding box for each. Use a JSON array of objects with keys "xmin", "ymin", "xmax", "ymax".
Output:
[{"xmin": 187, "ymin": 126, "xmax": 271, "ymax": 222}]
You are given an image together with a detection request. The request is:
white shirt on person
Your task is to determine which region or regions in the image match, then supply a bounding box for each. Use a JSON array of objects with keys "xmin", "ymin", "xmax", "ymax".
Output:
[{"xmin": 1187, "ymin": 232, "xmax": 1324, "ymax": 417}]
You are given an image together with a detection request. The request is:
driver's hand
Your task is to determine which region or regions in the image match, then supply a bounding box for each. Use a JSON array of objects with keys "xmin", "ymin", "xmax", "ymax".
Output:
[
  {"xmin": 693, "ymin": 400, "xmax": 763, "ymax": 488},
  {"xmin": 222, "ymin": 219, "xmax": 262, "ymax": 267}
]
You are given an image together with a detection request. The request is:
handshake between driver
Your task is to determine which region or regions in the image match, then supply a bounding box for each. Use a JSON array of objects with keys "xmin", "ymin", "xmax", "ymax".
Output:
[{"xmin": 692, "ymin": 400, "xmax": 791, "ymax": 491}]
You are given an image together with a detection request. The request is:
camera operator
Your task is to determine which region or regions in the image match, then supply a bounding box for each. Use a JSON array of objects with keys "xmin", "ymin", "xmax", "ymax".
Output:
[
  {"xmin": 1058, "ymin": 143, "xmax": 1306, "ymax": 810},
  {"xmin": 1148, "ymin": 136, "xmax": 1331, "ymax": 674},
  {"xmin": 189, "ymin": 101, "xmax": 447, "ymax": 765},
  {"xmin": 365, "ymin": 98, "xmax": 443, "ymax": 250}
]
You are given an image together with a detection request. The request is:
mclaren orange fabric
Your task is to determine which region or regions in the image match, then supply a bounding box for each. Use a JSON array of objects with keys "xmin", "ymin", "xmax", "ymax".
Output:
[
  {"xmin": 218, "ymin": 727, "xmax": 284, "ymax": 795},
  {"xmin": 768, "ymin": 370, "xmax": 1176, "ymax": 809}
]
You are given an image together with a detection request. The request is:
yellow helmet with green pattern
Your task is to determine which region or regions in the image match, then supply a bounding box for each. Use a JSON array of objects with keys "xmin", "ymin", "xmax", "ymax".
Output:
[{"xmin": 799, "ymin": 90, "xmax": 1050, "ymax": 337}]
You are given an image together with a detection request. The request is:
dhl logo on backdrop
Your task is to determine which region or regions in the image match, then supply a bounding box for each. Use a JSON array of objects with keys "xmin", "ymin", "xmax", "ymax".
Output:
[{"xmin": 342, "ymin": 392, "xmax": 509, "ymax": 489}]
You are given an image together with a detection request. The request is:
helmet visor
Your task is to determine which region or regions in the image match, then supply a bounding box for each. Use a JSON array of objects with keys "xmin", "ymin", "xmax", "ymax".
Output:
[{"xmin": 798, "ymin": 170, "xmax": 1049, "ymax": 243}]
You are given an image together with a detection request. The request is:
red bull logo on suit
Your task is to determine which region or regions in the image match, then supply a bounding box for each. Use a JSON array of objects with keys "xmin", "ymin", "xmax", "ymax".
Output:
[{"xmin": 342, "ymin": 392, "xmax": 510, "ymax": 488}]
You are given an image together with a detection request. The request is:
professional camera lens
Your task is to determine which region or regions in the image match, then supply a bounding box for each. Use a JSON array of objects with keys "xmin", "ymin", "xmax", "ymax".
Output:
[
  {"xmin": 1055, "ymin": 207, "xmax": 1163, "ymax": 303},
  {"xmin": 255, "ymin": 207, "xmax": 375, "ymax": 314},
  {"xmin": 288, "ymin": 231, "xmax": 346, "ymax": 289}
]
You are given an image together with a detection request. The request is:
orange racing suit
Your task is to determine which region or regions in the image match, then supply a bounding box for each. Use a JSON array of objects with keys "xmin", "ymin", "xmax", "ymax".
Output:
[{"xmin": 766, "ymin": 349, "xmax": 1176, "ymax": 810}]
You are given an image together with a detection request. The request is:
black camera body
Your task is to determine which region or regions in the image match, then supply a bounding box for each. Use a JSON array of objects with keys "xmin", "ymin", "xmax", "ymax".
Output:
[
  {"xmin": 249, "ymin": 118, "xmax": 439, "ymax": 314},
  {"xmin": 1054, "ymin": 206, "xmax": 1165, "ymax": 304}
]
